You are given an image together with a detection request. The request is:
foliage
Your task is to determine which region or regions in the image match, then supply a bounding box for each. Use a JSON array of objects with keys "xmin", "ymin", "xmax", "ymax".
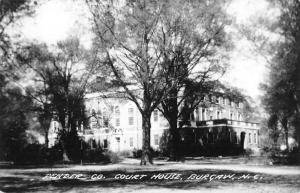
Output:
[
  {"xmin": 258, "ymin": 0, "xmax": 300, "ymax": 155},
  {"xmin": 103, "ymin": 151, "xmax": 121, "ymax": 164},
  {"xmin": 159, "ymin": 129, "xmax": 171, "ymax": 157},
  {"xmin": 0, "ymin": 75, "xmax": 33, "ymax": 162},
  {"xmin": 16, "ymin": 37, "xmax": 97, "ymax": 161}
]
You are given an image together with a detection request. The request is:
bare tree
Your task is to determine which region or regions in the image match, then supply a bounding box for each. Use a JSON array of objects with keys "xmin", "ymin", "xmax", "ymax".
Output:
[
  {"xmin": 155, "ymin": 0, "xmax": 231, "ymax": 160},
  {"xmin": 87, "ymin": 0, "xmax": 189, "ymax": 164}
]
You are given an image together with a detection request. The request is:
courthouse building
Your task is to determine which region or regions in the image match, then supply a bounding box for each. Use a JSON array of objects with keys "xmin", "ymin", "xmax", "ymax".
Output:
[{"xmin": 71, "ymin": 89, "xmax": 260, "ymax": 154}]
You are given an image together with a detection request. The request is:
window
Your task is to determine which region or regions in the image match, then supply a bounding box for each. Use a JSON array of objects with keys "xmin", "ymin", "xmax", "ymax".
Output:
[
  {"xmin": 115, "ymin": 106, "xmax": 120, "ymax": 115},
  {"xmin": 222, "ymin": 97, "xmax": 225, "ymax": 105},
  {"xmin": 91, "ymin": 109, "xmax": 96, "ymax": 116},
  {"xmin": 103, "ymin": 139, "xmax": 108, "ymax": 148},
  {"xmin": 238, "ymin": 113, "xmax": 242, "ymax": 121},
  {"xmin": 128, "ymin": 107, "xmax": 134, "ymax": 114},
  {"xmin": 233, "ymin": 132, "xmax": 238, "ymax": 143},
  {"xmin": 154, "ymin": 134, "xmax": 159, "ymax": 145},
  {"xmin": 103, "ymin": 107, "xmax": 108, "ymax": 118},
  {"xmin": 248, "ymin": 133, "xmax": 251, "ymax": 144},
  {"xmin": 210, "ymin": 115, "xmax": 213, "ymax": 120},
  {"xmin": 128, "ymin": 117, "xmax": 134, "ymax": 125},
  {"xmin": 217, "ymin": 111, "xmax": 220, "ymax": 119},
  {"xmin": 254, "ymin": 133, "xmax": 257, "ymax": 144},
  {"xmin": 91, "ymin": 139, "xmax": 96, "ymax": 149},
  {"xmin": 116, "ymin": 118, "xmax": 120, "ymax": 126},
  {"xmin": 153, "ymin": 110, "xmax": 158, "ymax": 122},
  {"xmin": 230, "ymin": 112, "xmax": 233, "ymax": 120},
  {"xmin": 216, "ymin": 97, "xmax": 219, "ymax": 104},
  {"xmin": 202, "ymin": 109, "xmax": 206, "ymax": 120},
  {"xmin": 128, "ymin": 107, "xmax": 134, "ymax": 125},
  {"xmin": 191, "ymin": 111, "xmax": 195, "ymax": 121},
  {"xmin": 231, "ymin": 101, "xmax": 235, "ymax": 107},
  {"xmin": 129, "ymin": 137, "xmax": 134, "ymax": 147},
  {"xmin": 195, "ymin": 108, "xmax": 199, "ymax": 121}
]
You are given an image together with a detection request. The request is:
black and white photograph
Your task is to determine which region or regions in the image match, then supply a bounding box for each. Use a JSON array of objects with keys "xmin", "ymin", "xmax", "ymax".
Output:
[{"xmin": 0, "ymin": 0, "xmax": 300, "ymax": 192}]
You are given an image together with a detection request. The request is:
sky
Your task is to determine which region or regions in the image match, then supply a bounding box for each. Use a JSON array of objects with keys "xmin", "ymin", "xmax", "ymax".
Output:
[{"xmin": 16, "ymin": 0, "xmax": 273, "ymax": 101}]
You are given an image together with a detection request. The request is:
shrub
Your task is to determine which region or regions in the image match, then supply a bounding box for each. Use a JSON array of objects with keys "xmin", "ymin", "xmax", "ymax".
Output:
[
  {"xmin": 104, "ymin": 151, "xmax": 121, "ymax": 164},
  {"xmin": 118, "ymin": 150, "xmax": 132, "ymax": 157},
  {"xmin": 83, "ymin": 148, "xmax": 110, "ymax": 163},
  {"xmin": 244, "ymin": 148, "xmax": 254, "ymax": 157},
  {"xmin": 287, "ymin": 147, "xmax": 300, "ymax": 165},
  {"xmin": 14, "ymin": 143, "xmax": 47, "ymax": 165},
  {"xmin": 132, "ymin": 149, "xmax": 143, "ymax": 158}
]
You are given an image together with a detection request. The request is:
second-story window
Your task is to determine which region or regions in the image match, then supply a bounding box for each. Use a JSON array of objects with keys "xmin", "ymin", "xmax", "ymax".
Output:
[
  {"xmin": 115, "ymin": 106, "xmax": 120, "ymax": 116},
  {"xmin": 231, "ymin": 101, "xmax": 235, "ymax": 107},
  {"xmin": 238, "ymin": 113, "xmax": 242, "ymax": 121},
  {"xmin": 153, "ymin": 110, "xmax": 158, "ymax": 122},
  {"xmin": 238, "ymin": 102, "xmax": 243, "ymax": 108},
  {"xmin": 128, "ymin": 107, "xmax": 134, "ymax": 125},
  {"xmin": 249, "ymin": 133, "xmax": 251, "ymax": 144},
  {"xmin": 222, "ymin": 97, "xmax": 225, "ymax": 105},
  {"xmin": 116, "ymin": 118, "xmax": 120, "ymax": 126}
]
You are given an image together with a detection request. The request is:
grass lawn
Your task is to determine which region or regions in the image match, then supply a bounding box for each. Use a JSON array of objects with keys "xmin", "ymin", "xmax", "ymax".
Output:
[{"xmin": 0, "ymin": 158, "xmax": 300, "ymax": 193}]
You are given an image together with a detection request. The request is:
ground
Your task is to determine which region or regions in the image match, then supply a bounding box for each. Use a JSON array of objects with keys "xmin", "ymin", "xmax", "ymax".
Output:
[{"xmin": 0, "ymin": 157, "xmax": 300, "ymax": 193}]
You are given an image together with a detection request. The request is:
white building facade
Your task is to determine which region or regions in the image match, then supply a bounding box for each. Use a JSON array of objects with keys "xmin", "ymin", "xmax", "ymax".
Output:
[{"xmin": 48, "ymin": 91, "xmax": 260, "ymax": 154}]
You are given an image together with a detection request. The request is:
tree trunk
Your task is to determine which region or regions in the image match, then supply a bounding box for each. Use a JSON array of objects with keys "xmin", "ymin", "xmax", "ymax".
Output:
[
  {"xmin": 61, "ymin": 131, "xmax": 70, "ymax": 162},
  {"xmin": 168, "ymin": 115, "xmax": 181, "ymax": 161},
  {"xmin": 282, "ymin": 117, "xmax": 289, "ymax": 152},
  {"xmin": 45, "ymin": 131, "xmax": 49, "ymax": 148},
  {"xmin": 140, "ymin": 115, "xmax": 153, "ymax": 165},
  {"xmin": 285, "ymin": 129, "xmax": 289, "ymax": 152}
]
